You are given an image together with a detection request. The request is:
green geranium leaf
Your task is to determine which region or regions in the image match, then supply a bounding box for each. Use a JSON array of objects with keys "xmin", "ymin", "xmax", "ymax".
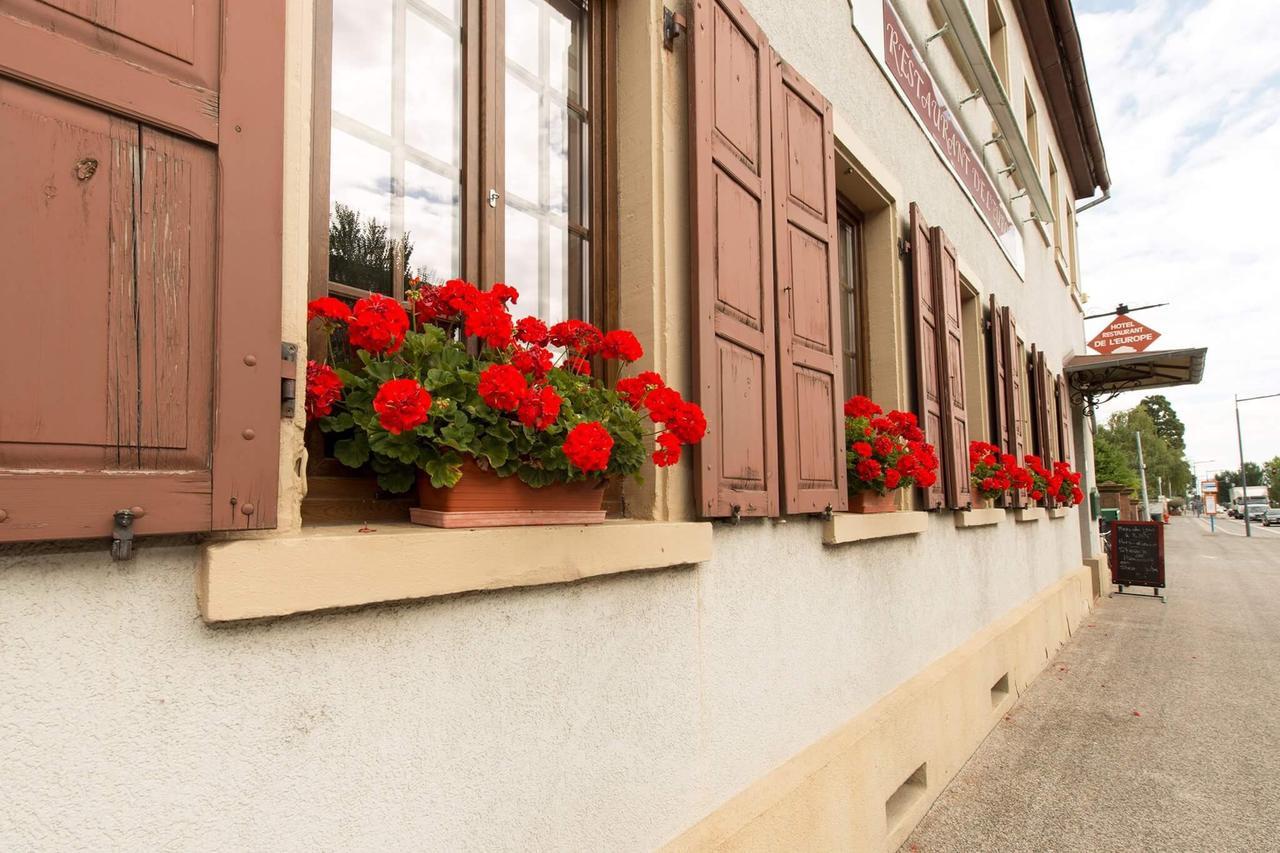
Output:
[
  {"xmin": 319, "ymin": 411, "xmax": 354, "ymax": 433},
  {"xmin": 425, "ymin": 368, "xmax": 454, "ymax": 391},
  {"xmin": 333, "ymin": 433, "xmax": 370, "ymax": 469},
  {"xmin": 479, "ymin": 435, "xmax": 510, "ymax": 468},
  {"xmin": 423, "ymin": 457, "xmax": 463, "ymax": 489},
  {"xmin": 375, "ymin": 464, "xmax": 417, "ymax": 494}
]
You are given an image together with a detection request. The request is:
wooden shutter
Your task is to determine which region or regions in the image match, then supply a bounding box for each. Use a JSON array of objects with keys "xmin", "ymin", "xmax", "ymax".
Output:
[
  {"xmin": 988, "ymin": 296, "xmax": 1010, "ymax": 456},
  {"xmin": 932, "ymin": 226, "xmax": 971, "ymax": 509},
  {"xmin": 770, "ymin": 54, "xmax": 847, "ymax": 514},
  {"xmin": 689, "ymin": 0, "xmax": 779, "ymax": 518},
  {"xmin": 1002, "ymin": 308, "xmax": 1028, "ymax": 506},
  {"xmin": 0, "ymin": 2, "xmax": 285, "ymax": 542},
  {"xmin": 909, "ymin": 204, "xmax": 946, "ymax": 510},
  {"xmin": 1030, "ymin": 346, "xmax": 1055, "ymax": 507},
  {"xmin": 1056, "ymin": 373, "xmax": 1074, "ymax": 467}
]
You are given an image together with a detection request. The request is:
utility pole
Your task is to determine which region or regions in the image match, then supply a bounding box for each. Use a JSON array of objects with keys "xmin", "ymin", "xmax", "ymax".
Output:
[
  {"xmin": 1136, "ymin": 431, "xmax": 1151, "ymax": 521},
  {"xmin": 1235, "ymin": 391, "xmax": 1280, "ymax": 539}
]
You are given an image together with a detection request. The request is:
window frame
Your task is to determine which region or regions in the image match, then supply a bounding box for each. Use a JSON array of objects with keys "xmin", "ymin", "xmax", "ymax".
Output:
[
  {"xmin": 836, "ymin": 197, "xmax": 868, "ymax": 400},
  {"xmin": 307, "ymin": 0, "xmax": 618, "ymax": 331}
]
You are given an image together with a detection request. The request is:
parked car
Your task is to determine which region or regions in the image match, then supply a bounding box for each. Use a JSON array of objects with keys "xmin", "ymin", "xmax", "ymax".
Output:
[
  {"xmin": 1247, "ymin": 504, "xmax": 1271, "ymax": 522},
  {"xmin": 1264, "ymin": 509, "xmax": 1280, "ymax": 527}
]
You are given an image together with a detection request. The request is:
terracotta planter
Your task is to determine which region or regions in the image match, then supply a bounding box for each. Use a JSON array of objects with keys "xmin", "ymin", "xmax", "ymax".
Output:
[
  {"xmin": 847, "ymin": 490, "xmax": 897, "ymax": 514},
  {"xmin": 971, "ymin": 494, "xmax": 992, "ymax": 510},
  {"xmin": 411, "ymin": 458, "xmax": 606, "ymax": 528}
]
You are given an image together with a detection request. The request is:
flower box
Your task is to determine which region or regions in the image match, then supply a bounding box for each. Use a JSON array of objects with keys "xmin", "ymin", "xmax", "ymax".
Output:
[
  {"xmin": 848, "ymin": 490, "xmax": 897, "ymax": 514},
  {"xmin": 411, "ymin": 458, "xmax": 605, "ymax": 528}
]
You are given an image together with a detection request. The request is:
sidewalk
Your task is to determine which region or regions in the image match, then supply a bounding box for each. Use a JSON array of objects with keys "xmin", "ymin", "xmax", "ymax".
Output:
[{"xmin": 901, "ymin": 518, "xmax": 1280, "ymax": 852}]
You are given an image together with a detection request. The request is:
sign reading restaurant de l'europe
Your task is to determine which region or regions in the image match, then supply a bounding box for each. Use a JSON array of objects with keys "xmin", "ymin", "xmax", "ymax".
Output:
[{"xmin": 849, "ymin": 0, "xmax": 1025, "ymax": 275}]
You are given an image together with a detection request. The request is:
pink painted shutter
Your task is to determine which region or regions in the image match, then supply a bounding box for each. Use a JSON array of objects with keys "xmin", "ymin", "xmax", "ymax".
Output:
[
  {"xmin": 688, "ymin": 0, "xmax": 779, "ymax": 518},
  {"xmin": 910, "ymin": 204, "xmax": 946, "ymax": 510},
  {"xmin": 988, "ymin": 296, "xmax": 1010, "ymax": 458},
  {"xmin": 1031, "ymin": 346, "xmax": 1055, "ymax": 508},
  {"xmin": 1002, "ymin": 308, "xmax": 1028, "ymax": 507},
  {"xmin": 0, "ymin": 1, "xmax": 284, "ymax": 542},
  {"xmin": 931, "ymin": 226, "xmax": 971, "ymax": 509},
  {"xmin": 1056, "ymin": 373, "xmax": 1074, "ymax": 467},
  {"xmin": 770, "ymin": 53, "xmax": 847, "ymax": 515}
]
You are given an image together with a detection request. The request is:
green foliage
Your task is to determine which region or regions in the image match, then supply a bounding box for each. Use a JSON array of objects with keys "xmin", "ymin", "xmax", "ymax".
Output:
[
  {"xmin": 1217, "ymin": 463, "xmax": 1265, "ymax": 498},
  {"xmin": 1096, "ymin": 405, "xmax": 1192, "ymax": 496},
  {"xmin": 319, "ymin": 322, "xmax": 649, "ymax": 494},
  {"xmin": 1264, "ymin": 457, "xmax": 1280, "ymax": 503},
  {"xmin": 1138, "ymin": 395, "xmax": 1186, "ymax": 451},
  {"xmin": 1091, "ymin": 429, "xmax": 1139, "ymax": 490}
]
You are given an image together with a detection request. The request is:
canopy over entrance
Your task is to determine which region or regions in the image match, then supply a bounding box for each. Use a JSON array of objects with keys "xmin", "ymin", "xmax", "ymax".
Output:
[{"xmin": 1065, "ymin": 348, "xmax": 1207, "ymax": 414}]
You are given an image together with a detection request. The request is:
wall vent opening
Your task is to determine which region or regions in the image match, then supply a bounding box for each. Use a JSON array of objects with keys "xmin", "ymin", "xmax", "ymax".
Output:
[
  {"xmin": 885, "ymin": 762, "xmax": 928, "ymax": 831},
  {"xmin": 991, "ymin": 673, "xmax": 1010, "ymax": 708}
]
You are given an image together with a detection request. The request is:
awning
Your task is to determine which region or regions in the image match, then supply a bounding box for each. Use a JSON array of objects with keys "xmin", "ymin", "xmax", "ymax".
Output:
[{"xmin": 1065, "ymin": 348, "xmax": 1207, "ymax": 398}]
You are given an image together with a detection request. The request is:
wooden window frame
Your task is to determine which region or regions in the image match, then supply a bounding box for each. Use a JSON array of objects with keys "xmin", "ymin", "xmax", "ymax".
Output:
[{"xmin": 837, "ymin": 198, "xmax": 869, "ymax": 399}]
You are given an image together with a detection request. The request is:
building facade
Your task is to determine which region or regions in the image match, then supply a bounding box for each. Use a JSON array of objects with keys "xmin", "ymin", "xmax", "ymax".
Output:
[{"xmin": 0, "ymin": 0, "xmax": 1110, "ymax": 848}]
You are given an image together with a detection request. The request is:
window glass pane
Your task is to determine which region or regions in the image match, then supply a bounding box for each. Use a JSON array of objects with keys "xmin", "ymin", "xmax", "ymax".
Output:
[
  {"xmin": 503, "ymin": 0, "xmax": 587, "ymax": 324},
  {"xmin": 837, "ymin": 214, "xmax": 860, "ymax": 398},
  {"xmin": 331, "ymin": 0, "xmax": 392, "ymax": 135},
  {"xmin": 328, "ymin": 129, "xmax": 394, "ymax": 294},
  {"xmin": 404, "ymin": 161, "xmax": 459, "ymax": 283},
  {"xmin": 406, "ymin": 10, "xmax": 461, "ymax": 169}
]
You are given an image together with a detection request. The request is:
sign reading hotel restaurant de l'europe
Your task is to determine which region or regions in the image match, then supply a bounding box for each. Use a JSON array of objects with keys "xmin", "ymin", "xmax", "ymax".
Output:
[
  {"xmin": 1087, "ymin": 314, "xmax": 1162, "ymax": 354},
  {"xmin": 849, "ymin": 0, "xmax": 1025, "ymax": 275}
]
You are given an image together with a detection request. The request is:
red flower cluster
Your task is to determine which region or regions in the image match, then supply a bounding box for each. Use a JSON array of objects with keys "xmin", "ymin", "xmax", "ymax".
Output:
[
  {"xmin": 615, "ymin": 371, "xmax": 705, "ymax": 467},
  {"xmin": 307, "ymin": 296, "xmax": 351, "ymax": 325},
  {"xmin": 412, "ymin": 279, "xmax": 515, "ymax": 348},
  {"xmin": 563, "ymin": 421, "xmax": 614, "ymax": 472},
  {"xmin": 1021, "ymin": 456, "xmax": 1082, "ymax": 505},
  {"xmin": 478, "ymin": 363, "xmax": 565, "ymax": 432},
  {"xmin": 373, "ymin": 378, "xmax": 432, "ymax": 435},
  {"xmin": 844, "ymin": 396, "xmax": 939, "ymax": 494},
  {"xmin": 969, "ymin": 441, "xmax": 1033, "ymax": 500},
  {"xmin": 518, "ymin": 386, "xmax": 563, "ymax": 431},
  {"xmin": 305, "ymin": 360, "xmax": 343, "ymax": 420},
  {"xmin": 348, "ymin": 293, "xmax": 410, "ymax": 355}
]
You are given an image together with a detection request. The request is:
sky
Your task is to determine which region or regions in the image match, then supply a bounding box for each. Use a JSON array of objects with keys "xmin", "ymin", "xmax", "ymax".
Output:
[{"xmin": 1072, "ymin": 0, "xmax": 1280, "ymax": 487}]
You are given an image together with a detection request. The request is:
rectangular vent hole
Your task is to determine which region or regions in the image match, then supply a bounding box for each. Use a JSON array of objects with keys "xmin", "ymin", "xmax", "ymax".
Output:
[
  {"xmin": 991, "ymin": 673, "xmax": 1010, "ymax": 707},
  {"xmin": 885, "ymin": 762, "xmax": 928, "ymax": 831}
]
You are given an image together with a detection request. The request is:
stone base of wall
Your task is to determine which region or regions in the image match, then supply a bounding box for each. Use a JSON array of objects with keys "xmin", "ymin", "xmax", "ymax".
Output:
[{"xmin": 662, "ymin": 564, "xmax": 1097, "ymax": 853}]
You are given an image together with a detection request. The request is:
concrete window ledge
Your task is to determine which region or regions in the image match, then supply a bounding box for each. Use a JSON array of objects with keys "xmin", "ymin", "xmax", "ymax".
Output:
[
  {"xmin": 1014, "ymin": 507, "xmax": 1046, "ymax": 523},
  {"xmin": 954, "ymin": 508, "xmax": 1006, "ymax": 528},
  {"xmin": 823, "ymin": 511, "xmax": 928, "ymax": 545},
  {"xmin": 1048, "ymin": 507, "xmax": 1070, "ymax": 519},
  {"xmin": 198, "ymin": 521, "xmax": 713, "ymax": 623}
]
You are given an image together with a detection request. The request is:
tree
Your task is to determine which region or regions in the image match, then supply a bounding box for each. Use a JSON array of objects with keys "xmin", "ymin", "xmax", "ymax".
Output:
[
  {"xmin": 1092, "ymin": 429, "xmax": 1139, "ymax": 489},
  {"xmin": 1139, "ymin": 395, "xmax": 1186, "ymax": 451},
  {"xmin": 1261, "ymin": 457, "xmax": 1280, "ymax": 503},
  {"xmin": 1216, "ymin": 463, "xmax": 1264, "ymax": 498},
  {"xmin": 1097, "ymin": 405, "xmax": 1192, "ymax": 496}
]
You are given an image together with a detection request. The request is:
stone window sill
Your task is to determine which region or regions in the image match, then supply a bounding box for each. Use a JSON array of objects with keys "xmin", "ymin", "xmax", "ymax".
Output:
[
  {"xmin": 954, "ymin": 508, "xmax": 1005, "ymax": 528},
  {"xmin": 1048, "ymin": 507, "xmax": 1070, "ymax": 519},
  {"xmin": 198, "ymin": 520, "xmax": 712, "ymax": 623},
  {"xmin": 1014, "ymin": 507, "xmax": 1046, "ymax": 523},
  {"xmin": 823, "ymin": 511, "xmax": 928, "ymax": 545}
]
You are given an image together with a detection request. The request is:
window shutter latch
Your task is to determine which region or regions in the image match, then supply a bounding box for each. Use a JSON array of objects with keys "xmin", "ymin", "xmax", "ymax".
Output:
[
  {"xmin": 281, "ymin": 342, "xmax": 299, "ymax": 419},
  {"xmin": 111, "ymin": 509, "xmax": 136, "ymax": 561},
  {"xmin": 663, "ymin": 8, "xmax": 687, "ymax": 51}
]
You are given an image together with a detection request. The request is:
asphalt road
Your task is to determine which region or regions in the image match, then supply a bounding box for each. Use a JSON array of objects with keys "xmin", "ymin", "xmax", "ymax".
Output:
[{"xmin": 900, "ymin": 516, "xmax": 1280, "ymax": 853}]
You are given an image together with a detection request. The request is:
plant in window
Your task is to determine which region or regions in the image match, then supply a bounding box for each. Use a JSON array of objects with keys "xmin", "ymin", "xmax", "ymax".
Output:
[
  {"xmin": 304, "ymin": 280, "xmax": 705, "ymax": 527},
  {"xmin": 843, "ymin": 395, "xmax": 939, "ymax": 513},
  {"xmin": 1022, "ymin": 456, "xmax": 1084, "ymax": 507},
  {"xmin": 969, "ymin": 441, "xmax": 1033, "ymax": 507}
]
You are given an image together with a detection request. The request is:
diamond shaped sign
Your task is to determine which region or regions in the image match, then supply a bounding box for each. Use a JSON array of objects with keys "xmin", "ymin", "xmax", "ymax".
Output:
[{"xmin": 1087, "ymin": 314, "xmax": 1161, "ymax": 354}]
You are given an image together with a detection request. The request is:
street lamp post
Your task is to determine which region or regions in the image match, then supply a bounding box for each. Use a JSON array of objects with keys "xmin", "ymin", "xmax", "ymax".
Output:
[{"xmin": 1234, "ymin": 392, "xmax": 1280, "ymax": 538}]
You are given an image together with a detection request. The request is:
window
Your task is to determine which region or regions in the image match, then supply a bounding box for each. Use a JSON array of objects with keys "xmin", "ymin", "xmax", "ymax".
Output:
[
  {"xmin": 311, "ymin": 0, "xmax": 614, "ymax": 325},
  {"xmin": 1024, "ymin": 86, "xmax": 1039, "ymax": 175},
  {"xmin": 1049, "ymin": 155, "xmax": 1062, "ymax": 252},
  {"xmin": 987, "ymin": 0, "xmax": 1008, "ymax": 93},
  {"xmin": 837, "ymin": 200, "xmax": 867, "ymax": 399}
]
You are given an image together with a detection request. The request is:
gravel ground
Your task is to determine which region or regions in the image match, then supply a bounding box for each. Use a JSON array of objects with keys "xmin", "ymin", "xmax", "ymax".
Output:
[{"xmin": 901, "ymin": 516, "xmax": 1280, "ymax": 853}]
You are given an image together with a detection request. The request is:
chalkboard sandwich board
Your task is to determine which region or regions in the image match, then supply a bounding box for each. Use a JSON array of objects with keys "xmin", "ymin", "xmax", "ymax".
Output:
[{"xmin": 1110, "ymin": 520, "xmax": 1165, "ymax": 590}]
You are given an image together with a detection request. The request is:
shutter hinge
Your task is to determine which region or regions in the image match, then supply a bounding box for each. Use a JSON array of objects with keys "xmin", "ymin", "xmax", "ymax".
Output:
[
  {"xmin": 662, "ymin": 7, "xmax": 687, "ymax": 51},
  {"xmin": 898, "ymin": 237, "xmax": 911, "ymax": 258},
  {"xmin": 819, "ymin": 503, "xmax": 834, "ymax": 521},
  {"xmin": 111, "ymin": 509, "xmax": 136, "ymax": 561},
  {"xmin": 728, "ymin": 504, "xmax": 742, "ymax": 524},
  {"xmin": 281, "ymin": 342, "xmax": 299, "ymax": 418}
]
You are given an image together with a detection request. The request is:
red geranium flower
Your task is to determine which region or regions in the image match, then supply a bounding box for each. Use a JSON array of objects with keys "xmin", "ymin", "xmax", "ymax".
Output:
[
  {"xmin": 549, "ymin": 319, "xmax": 603, "ymax": 354},
  {"xmin": 852, "ymin": 441, "xmax": 872, "ymax": 458},
  {"xmin": 666, "ymin": 401, "xmax": 707, "ymax": 444},
  {"xmin": 305, "ymin": 360, "xmax": 343, "ymax": 420},
  {"xmin": 873, "ymin": 435, "xmax": 894, "ymax": 457},
  {"xmin": 463, "ymin": 292, "xmax": 514, "ymax": 348},
  {"xmin": 490, "ymin": 283, "xmax": 520, "ymax": 304},
  {"xmin": 517, "ymin": 385, "xmax": 562, "ymax": 431},
  {"xmin": 617, "ymin": 372, "xmax": 666, "ymax": 409},
  {"xmin": 644, "ymin": 386, "xmax": 682, "ymax": 422},
  {"xmin": 515, "ymin": 316, "xmax": 550, "ymax": 347},
  {"xmin": 884, "ymin": 469, "xmax": 902, "ymax": 489},
  {"xmin": 372, "ymin": 378, "xmax": 432, "ymax": 435},
  {"xmin": 478, "ymin": 364, "xmax": 528, "ymax": 412},
  {"xmin": 844, "ymin": 395, "xmax": 882, "ymax": 418},
  {"xmin": 511, "ymin": 345, "xmax": 553, "ymax": 379},
  {"xmin": 348, "ymin": 293, "xmax": 409, "ymax": 354},
  {"xmin": 307, "ymin": 296, "xmax": 351, "ymax": 324},
  {"xmin": 855, "ymin": 458, "xmax": 882, "ymax": 481},
  {"xmin": 563, "ymin": 421, "xmax": 614, "ymax": 472},
  {"xmin": 652, "ymin": 432, "xmax": 682, "ymax": 467},
  {"xmin": 599, "ymin": 329, "xmax": 643, "ymax": 362}
]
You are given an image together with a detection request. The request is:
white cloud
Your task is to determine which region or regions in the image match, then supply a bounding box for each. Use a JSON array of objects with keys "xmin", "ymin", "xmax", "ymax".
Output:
[{"xmin": 1076, "ymin": 0, "xmax": 1280, "ymax": 486}]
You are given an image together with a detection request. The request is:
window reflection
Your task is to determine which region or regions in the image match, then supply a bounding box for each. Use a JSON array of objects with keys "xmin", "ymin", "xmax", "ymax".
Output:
[
  {"xmin": 328, "ymin": 0, "xmax": 462, "ymax": 295},
  {"xmin": 504, "ymin": 0, "xmax": 588, "ymax": 324}
]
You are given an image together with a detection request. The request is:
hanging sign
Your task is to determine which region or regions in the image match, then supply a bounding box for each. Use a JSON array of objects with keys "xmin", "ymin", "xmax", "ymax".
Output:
[
  {"xmin": 1110, "ymin": 520, "xmax": 1165, "ymax": 589},
  {"xmin": 1087, "ymin": 314, "xmax": 1161, "ymax": 354},
  {"xmin": 1200, "ymin": 480, "xmax": 1217, "ymax": 494}
]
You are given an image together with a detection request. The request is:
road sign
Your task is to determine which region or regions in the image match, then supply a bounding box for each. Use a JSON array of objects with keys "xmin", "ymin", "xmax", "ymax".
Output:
[
  {"xmin": 1087, "ymin": 314, "xmax": 1161, "ymax": 354},
  {"xmin": 1201, "ymin": 480, "xmax": 1218, "ymax": 494},
  {"xmin": 1205, "ymin": 494, "xmax": 1218, "ymax": 515}
]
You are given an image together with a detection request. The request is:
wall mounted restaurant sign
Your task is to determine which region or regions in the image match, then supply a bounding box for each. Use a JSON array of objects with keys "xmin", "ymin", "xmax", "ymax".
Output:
[
  {"xmin": 1087, "ymin": 314, "xmax": 1162, "ymax": 354},
  {"xmin": 850, "ymin": 0, "xmax": 1025, "ymax": 275}
]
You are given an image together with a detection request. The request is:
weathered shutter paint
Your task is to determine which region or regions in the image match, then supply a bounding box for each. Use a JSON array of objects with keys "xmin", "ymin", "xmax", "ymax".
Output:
[
  {"xmin": 987, "ymin": 295, "xmax": 1010, "ymax": 505},
  {"xmin": 909, "ymin": 203, "xmax": 946, "ymax": 510},
  {"xmin": 931, "ymin": 226, "xmax": 971, "ymax": 509},
  {"xmin": 1001, "ymin": 308, "xmax": 1028, "ymax": 506},
  {"xmin": 0, "ymin": 0, "xmax": 285, "ymax": 542},
  {"xmin": 1056, "ymin": 373, "xmax": 1074, "ymax": 467},
  {"xmin": 770, "ymin": 53, "xmax": 847, "ymax": 515},
  {"xmin": 688, "ymin": 0, "xmax": 779, "ymax": 518},
  {"xmin": 1031, "ymin": 346, "xmax": 1056, "ymax": 508}
]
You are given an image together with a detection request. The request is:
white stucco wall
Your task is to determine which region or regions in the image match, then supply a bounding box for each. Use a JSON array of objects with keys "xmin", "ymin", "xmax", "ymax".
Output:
[
  {"xmin": 0, "ymin": 0, "xmax": 1102, "ymax": 848},
  {"xmin": 0, "ymin": 512, "xmax": 1081, "ymax": 851}
]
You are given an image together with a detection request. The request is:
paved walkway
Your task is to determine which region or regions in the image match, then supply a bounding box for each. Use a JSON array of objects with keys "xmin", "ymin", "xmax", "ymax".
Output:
[{"xmin": 901, "ymin": 517, "xmax": 1280, "ymax": 853}]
